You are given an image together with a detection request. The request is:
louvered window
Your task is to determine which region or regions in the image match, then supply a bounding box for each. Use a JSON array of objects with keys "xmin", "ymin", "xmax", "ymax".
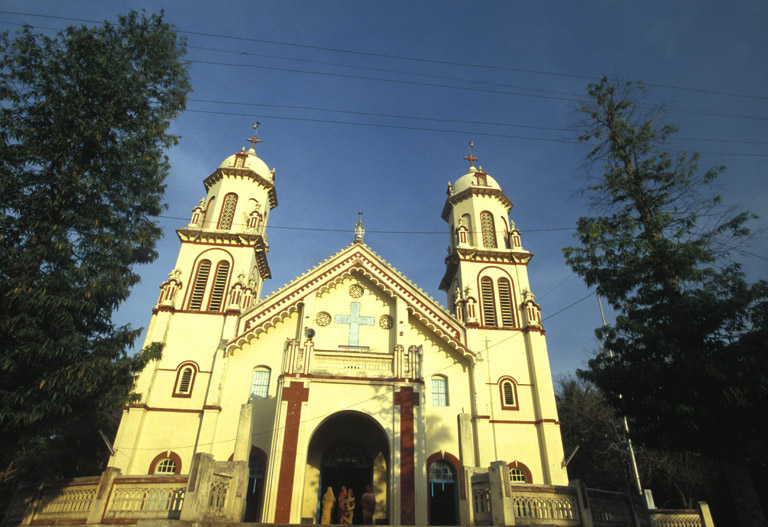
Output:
[
  {"xmin": 481, "ymin": 277, "xmax": 497, "ymax": 326},
  {"xmin": 178, "ymin": 368, "xmax": 193, "ymax": 393},
  {"xmin": 208, "ymin": 261, "xmax": 230, "ymax": 311},
  {"xmin": 498, "ymin": 279, "xmax": 515, "ymax": 327},
  {"xmin": 189, "ymin": 260, "xmax": 211, "ymax": 310},
  {"xmin": 502, "ymin": 381, "xmax": 516, "ymax": 406},
  {"xmin": 481, "ymin": 211, "xmax": 497, "ymax": 248},
  {"xmin": 218, "ymin": 193, "xmax": 238, "ymax": 230}
]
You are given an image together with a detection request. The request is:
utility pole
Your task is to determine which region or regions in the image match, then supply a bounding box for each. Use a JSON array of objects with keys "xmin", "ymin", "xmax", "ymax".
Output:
[{"xmin": 597, "ymin": 293, "xmax": 643, "ymax": 496}]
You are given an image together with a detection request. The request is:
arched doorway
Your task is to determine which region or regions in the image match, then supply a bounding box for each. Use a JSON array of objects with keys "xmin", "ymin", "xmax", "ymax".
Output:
[
  {"xmin": 428, "ymin": 460, "xmax": 458, "ymax": 525},
  {"xmin": 305, "ymin": 411, "xmax": 389, "ymax": 525}
]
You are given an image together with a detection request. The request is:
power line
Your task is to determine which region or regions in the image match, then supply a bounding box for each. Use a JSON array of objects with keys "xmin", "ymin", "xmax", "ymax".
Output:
[
  {"xmin": 2, "ymin": 9, "xmax": 767, "ymax": 102},
  {"xmin": 190, "ymin": 98, "xmax": 768, "ymax": 146},
  {"xmin": 186, "ymin": 109, "xmax": 768, "ymax": 157}
]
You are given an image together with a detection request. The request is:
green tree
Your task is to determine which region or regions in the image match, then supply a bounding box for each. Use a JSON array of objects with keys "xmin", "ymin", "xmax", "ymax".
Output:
[
  {"xmin": 564, "ymin": 78, "xmax": 767, "ymax": 524},
  {"xmin": 557, "ymin": 376, "xmax": 716, "ymax": 509},
  {"xmin": 0, "ymin": 11, "xmax": 189, "ymax": 502}
]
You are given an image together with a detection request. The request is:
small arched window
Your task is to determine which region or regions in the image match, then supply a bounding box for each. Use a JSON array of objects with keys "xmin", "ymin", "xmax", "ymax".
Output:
[
  {"xmin": 207, "ymin": 261, "xmax": 231, "ymax": 311},
  {"xmin": 499, "ymin": 377, "xmax": 519, "ymax": 410},
  {"xmin": 498, "ymin": 278, "xmax": 515, "ymax": 328},
  {"xmin": 149, "ymin": 451, "xmax": 182, "ymax": 475},
  {"xmin": 431, "ymin": 376, "xmax": 448, "ymax": 406},
  {"xmin": 189, "ymin": 260, "xmax": 211, "ymax": 310},
  {"xmin": 250, "ymin": 367, "xmax": 271, "ymax": 399},
  {"xmin": 480, "ymin": 211, "xmax": 496, "ymax": 248},
  {"xmin": 173, "ymin": 363, "xmax": 198, "ymax": 397},
  {"xmin": 461, "ymin": 213, "xmax": 473, "ymax": 246},
  {"xmin": 507, "ymin": 461, "xmax": 532, "ymax": 484},
  {"xmin": 218, "ymin": 193, "xmax": 238, "ymax": 230},
  {"xmin": 481, "ymin": 277, "xmax": 497, "ymax": 327}
]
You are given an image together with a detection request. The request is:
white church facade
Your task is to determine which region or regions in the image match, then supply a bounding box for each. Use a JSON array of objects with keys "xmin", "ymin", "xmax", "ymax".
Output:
[{"xmin": 108, "ymin": 135, "xmax": 568, "ymax": 525}]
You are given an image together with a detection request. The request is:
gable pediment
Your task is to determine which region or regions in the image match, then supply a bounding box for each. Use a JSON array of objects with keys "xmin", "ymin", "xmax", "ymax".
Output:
[{"xmin": 227, "ymin": 243, "xmax": 470, "ymax": 357}]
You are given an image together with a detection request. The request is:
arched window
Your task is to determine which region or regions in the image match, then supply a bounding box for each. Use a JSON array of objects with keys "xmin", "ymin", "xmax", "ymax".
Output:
[
  {"xmin": 507, "ymin": 461, "xmax": 532, "ymax": 484},
  {"xmin": 480, "ymin": 277, "xmax": 497, "ymax": 326},
  {"xmin": 480, "ymin": 211, "xmax": 496, "ymax": 248},
  {"xmin": 204, "ymin": 197, "xmax": 216, "ymax": 226},
  {"xmin": 188, "ymin": 260, "xmax": 211, "ymax": 310},
  {"xmin": 149, "ymin": 451, "xmax": 182, "ymax": 475},
  {"xmin": 461, "ymin": 213, "xmax": 473, "ymax": 246},
  {"xmin": 173, "ymin": 362, "xmax": 198, "ymax": 397},
  {"xmin": 217, "ymin": 193, "xmax": 238, "ymax": 230},
  {"xmin": 207, "ymin": 261, "xmax": 230, "ymax": 311},
  {"xmin": 431, "ymin": 375, "xmax": 448, "ymax": 406},
  {"xmin": 250, "ymin": 367, "xmax": 271, "ymax": 399},
  {"xmin": 499, "ymin": 377, "xmax": 518, "ymax": 410},
  {"xmin": 498, "ymin": 278, "xmax": 515, "ymax": 328}
]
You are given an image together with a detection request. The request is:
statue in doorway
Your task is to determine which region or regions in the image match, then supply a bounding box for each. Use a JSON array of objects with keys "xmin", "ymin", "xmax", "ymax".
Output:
[
  {"xmin": 343, "ymin": 488, "xmax": 356, "ymax": 525},
  {"xmin": 321, "ymin": 487, "xmax": 335, "ymax": 525},
  {"xmin": 337, "ymin": 486, "xmax": 348, "ymax": 525},
  {"xmin": 361, "ymin": 485, "xmax": 375, "ymax": 525}
]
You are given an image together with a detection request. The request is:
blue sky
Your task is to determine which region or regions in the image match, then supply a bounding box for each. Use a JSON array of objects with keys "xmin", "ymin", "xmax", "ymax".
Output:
[{"xmin": 1, "ymin": 1, "xmax": 766, "ymax": 378}]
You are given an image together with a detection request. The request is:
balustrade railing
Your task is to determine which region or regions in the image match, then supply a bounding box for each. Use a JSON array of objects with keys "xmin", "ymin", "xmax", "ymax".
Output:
[
  {"xmin": 103, "ymin": 476, "xmax": 187, "ymax": 521},
  {"xmin": 311, "ymin": 351, "xmax": 393, "ymax": 377},
  {"xmin": 471, "ymin": 471, "xmax": 493, "ymax": 525},
  {"xmin": 650, "ymin": 510, "xmax": 704, "ymax": 527},
  {"xmin": 510, "ymin": 484, "xmax": 580, "ymax": 525},
  {"xmin": 31, "ymin": 478, "xmax": 99, "ymax": 521}
]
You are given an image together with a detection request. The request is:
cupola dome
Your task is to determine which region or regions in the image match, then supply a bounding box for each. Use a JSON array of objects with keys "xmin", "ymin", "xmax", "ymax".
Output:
[{"xmin": 219, "ymin": 148, "xmax": 272, "ymax": 181}]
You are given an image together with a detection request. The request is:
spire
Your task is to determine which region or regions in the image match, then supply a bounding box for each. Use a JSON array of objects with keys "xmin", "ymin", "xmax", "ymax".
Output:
[
  {"xmin": 463, "ymin": 140, "xmax": 478, "ymax": 168},
  {"xmin": 246, "ymin": 122, "xmax": 262, "ymax": 152},
  {"xmin": 354, "ymin": 211, "xmax": 365, "ymax": 243}
]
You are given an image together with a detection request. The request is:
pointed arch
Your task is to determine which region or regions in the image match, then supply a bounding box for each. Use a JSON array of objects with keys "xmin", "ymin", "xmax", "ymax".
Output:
[{"xmin": 461, "ymin": 213, "xmax": 473, "ymax": 246}]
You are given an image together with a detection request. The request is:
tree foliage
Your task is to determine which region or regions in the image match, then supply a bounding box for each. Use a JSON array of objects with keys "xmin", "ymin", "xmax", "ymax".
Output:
[
  {"xmin": 557, "ymin": 376, "xmax": 716, "ymax": 509},
  {"xmin": 0, "ymin": 11, "xmax": 189, "ymax": 494},
  {"xmin": 564, "ymin": 78, "xmax": 768, "ymax": 520}
]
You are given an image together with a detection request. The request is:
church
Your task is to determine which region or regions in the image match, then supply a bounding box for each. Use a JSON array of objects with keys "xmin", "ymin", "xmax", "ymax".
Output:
[{"xmin": 107, "ymin": 133, "xmax": 568, "ymax": 526}]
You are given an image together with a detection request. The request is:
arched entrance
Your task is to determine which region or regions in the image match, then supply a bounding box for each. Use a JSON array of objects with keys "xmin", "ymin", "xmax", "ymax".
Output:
[
  {"xmin": 428, "ymin": 460, "xmax": 458, "ymax": 525},
  {"xmin": 304, "ymin": 411, "xmax": 389, "ymax": 525}
]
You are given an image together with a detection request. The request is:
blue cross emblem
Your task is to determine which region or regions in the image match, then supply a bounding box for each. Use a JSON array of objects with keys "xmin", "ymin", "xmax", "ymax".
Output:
[{"xmin": 335, "ymin": 302, "xmax": 375, "ymax": 347}]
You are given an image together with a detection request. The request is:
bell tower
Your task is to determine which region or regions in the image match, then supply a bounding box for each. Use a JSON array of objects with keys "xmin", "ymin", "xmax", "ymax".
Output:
[
  {"xmin": 439, "ymin": 147, "xmax": 531, "ymax": 328},
  {"xmin": 110, "ymin": 129, "xmax": 279, "ymax": 474},
  {"xmin": 439, "ymin": 147, "xmax": 567, "ymax": 483}
]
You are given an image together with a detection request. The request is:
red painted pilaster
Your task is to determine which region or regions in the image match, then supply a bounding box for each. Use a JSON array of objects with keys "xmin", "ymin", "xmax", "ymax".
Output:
[
  {"xmin": 394, "ymin": 386, "xmax": 419, "ymax": 525},
  {"xmin": 274, "ymin": 381, "xmax": 310, "ymax": 523}
]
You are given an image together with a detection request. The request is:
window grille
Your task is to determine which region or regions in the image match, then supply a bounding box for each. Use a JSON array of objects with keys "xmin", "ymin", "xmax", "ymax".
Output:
[
  {"xmin": 189, "ymin": 260, "xmax": 211, "ymax": 310},
  {"xmin": 481, "ymin": 211, "xmax": 496, "ymax": 248},
  {"xmin": 429, "ymin": 461, "xmax": 455, "ymax": 481},
  {"xmin": 218, "ymin": 193, "xmax": 238, "ymax": 230},
  {"xmin": 207, "ymin": 261, "xmax": 230, "ymax": 311},
  {"xmin": 250, "ymin": 368, "xmax": 270, "ymax": 399},
  {"xmin": 498, "ymin": 279, "xmax": 515, "ymax": 327},
  {"xmin": 510, "ymin": 467, "xmax": 527, "ymax": 483},
  {"xmin": 481, "ymin": 277, "xmax": 497, "ymax": 326},
  {"xmin": 431, "ymin": 376, "xmax": 448, "ymax": 406},
  {"xmin": 155, "ymin": 458, "xmax": 177, "ymax": 474}
]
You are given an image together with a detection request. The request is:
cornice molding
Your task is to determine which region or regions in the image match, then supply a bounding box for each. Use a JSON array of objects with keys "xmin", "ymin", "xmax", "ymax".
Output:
[
  {"xmin": 441, "ymin": 186, "xmax": 513, "ymax": 221},
  {"xmin": 203, "ymin": 167, "xmax": 278, "ymax": 210}
]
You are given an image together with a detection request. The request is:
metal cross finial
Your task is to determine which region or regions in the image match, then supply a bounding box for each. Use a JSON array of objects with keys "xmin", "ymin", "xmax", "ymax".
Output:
[
  {"xmin": 463, "ymin": 140, "xmax": 478, "ymax": 167},
  {"xmin": 246, "ymin": 122, "xmax": 262, "ymax": 150}
]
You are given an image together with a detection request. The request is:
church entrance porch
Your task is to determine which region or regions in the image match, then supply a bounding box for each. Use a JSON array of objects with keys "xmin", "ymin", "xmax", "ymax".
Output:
[{"xmin": 303, "ymin": 411, "xmax": 389, "ymax": 525}]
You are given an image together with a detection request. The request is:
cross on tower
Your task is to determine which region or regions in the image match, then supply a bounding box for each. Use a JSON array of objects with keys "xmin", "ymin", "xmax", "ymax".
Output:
[
  {"xmin": 464, "ymin": 140, "xmax": 478, "ymax": 167},
  {"xmin": 246, "ymin": 122, "xmax": 262, "ymax": 150},
  {"xmin": 335, "ymin": 302, "xmax": 375, "ymax": 347}
]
